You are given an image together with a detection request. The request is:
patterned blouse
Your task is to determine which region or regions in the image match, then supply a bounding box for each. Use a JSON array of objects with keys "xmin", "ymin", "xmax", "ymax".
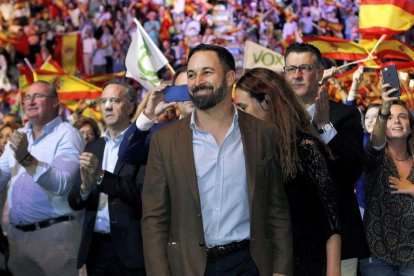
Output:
[
  {"xmin": 285, "ymin": 132, "xmax": 341, "ymax": 274},
  {"xmin": 364, "ymin": 143, "xmax": 414, "ymax": 267}
]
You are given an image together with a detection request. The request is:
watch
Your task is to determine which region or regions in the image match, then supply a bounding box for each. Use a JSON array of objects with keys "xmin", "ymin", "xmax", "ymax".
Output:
[
  {"xmin": 318, "ymin": 122, "xmax": 334, "ymax": 134},
  {"xmin": 96, "ymin": 171, "xmax": 105, "ymax": 185}
]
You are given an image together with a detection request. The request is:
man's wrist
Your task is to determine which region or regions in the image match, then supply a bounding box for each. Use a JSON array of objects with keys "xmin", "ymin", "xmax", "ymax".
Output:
[
  {"xmin": 96, "ymin": 170, "xmax": 105, "ymax": 185},
  {"xmin": 19, "ymin": 153, "xmax": 36, "ymax": 167},
  {"xmin": 143, "ymin": 109, "xmax": 155, "ymax": 120}
]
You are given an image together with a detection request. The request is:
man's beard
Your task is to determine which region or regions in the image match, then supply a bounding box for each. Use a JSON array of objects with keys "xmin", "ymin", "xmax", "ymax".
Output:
[{"xmin": 189, "ymin": 80, "xmax": 228, "ymax": 110}]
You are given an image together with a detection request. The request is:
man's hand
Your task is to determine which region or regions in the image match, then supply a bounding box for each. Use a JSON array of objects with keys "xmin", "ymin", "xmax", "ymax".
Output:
[
  {"xmin": 313, "ymin": 86, "xmax": 330, "ymax": 128},
  {"xmin": 9, "ymin": 130, "xmax": 29, "ymax": 162},
  {"xmin": 352, "ymin": 66, "xmax": 364, "ymax": 84},
  {"xmin": 79, "ymin": 152, "xmax": 101, "ymax": 192},
  {"xmin": 319, "ymin": 66, "xmax": 338, "ymax": 86},
  {"xmin": 144, "ymin": 82, "xmax": 173, "ymax": 119}
]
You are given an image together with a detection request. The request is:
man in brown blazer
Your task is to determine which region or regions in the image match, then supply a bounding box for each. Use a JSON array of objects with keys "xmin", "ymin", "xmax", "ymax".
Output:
[{"xmin": 142, "ymin": 44, "xmax": 292, "ymax": 276}]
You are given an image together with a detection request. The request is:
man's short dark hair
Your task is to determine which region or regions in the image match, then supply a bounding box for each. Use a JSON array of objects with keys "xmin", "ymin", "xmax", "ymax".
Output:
[
  {"xmin": 187, "ymin": 44, "xmax": 236, "ymax": 73},
  {"xmin": 284, "ymin": 42, "xmax": 323, "ymax": 66},
  {"xmin": 102, "ymin": 79, "xmax": 137, "ymax": 118}
]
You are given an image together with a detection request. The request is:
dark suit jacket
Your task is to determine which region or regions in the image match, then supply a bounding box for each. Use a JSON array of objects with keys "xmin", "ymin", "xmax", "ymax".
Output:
[
  {"xmin": 142, "ymin": 110, "xmax": 293, "ymax": 276},
  {"xmin": 68, "ymin": 126, "xmax": 149, "ymax": 269},
  {"xmin": 327, "ymin": 101, "xmax": 369, "ymax": 259}
]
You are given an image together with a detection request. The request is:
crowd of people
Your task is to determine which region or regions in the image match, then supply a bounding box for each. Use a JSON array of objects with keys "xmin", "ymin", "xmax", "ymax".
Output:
[
  {"xmin": 0, "ymin": 0, "xmax": 412, "ymax": 276},
  {"xmin": 0, "ymin": 40, "xmax": 412, "ymax": 276},
  {"xmin": 2, "ymin": 0, "xmax": 412, "ymax": 118}
]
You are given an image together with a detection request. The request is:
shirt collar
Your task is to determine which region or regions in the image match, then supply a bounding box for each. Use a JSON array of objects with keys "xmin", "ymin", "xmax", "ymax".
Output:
[
  {"xmin": 102, "ymin": 124, "xmax": 130, "ymax": 142},
  {"xmin": 190, "ymin": 105, "xmax": 239, "ymax": 132},
  {"xmin": 307, "ymin": 103, "xmax": 315, "ymax": 118},
  {"xmin": 24, "ymin": 116, "xmax": 62, "ymax": 135}
]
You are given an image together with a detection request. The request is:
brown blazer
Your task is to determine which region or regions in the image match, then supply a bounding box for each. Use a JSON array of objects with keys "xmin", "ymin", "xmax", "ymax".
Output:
[{"xmin": 142, "ymin": 110, "xmax": 292, "ymax": 276}]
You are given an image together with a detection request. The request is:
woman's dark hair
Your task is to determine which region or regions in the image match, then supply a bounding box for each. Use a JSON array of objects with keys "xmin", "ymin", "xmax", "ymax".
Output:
[{"xmin": 236, "ymin": 67, "xmax": 319, "ymax": 179}]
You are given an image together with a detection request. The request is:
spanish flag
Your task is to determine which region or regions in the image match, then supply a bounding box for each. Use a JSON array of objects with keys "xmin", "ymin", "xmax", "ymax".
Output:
[
  {"xmin": 319, "ymin": 19, "xmax": 344, "ymax": 34},
  {"xmin": 39, "ymin": 57, "xmax": 65, "ymax": 74},
  {"xmin": 54, "ymin": 32, "xmax": 84, "ymax": 74},
  {"xmin": 160, "ymin": 9, "xmax": 173, "ymax": 41},
  {"xmin": 360, "ymin": 38, "xmax": 414, "ymax": 61},
  {"xmin": 33, "ymin": 71, "xmax": 101, "ymax": 100},
  {"xmin": 303, "ymin": 36, "xmax": 369, "ymax": 60},
  {"xmin": 83, "ymin": 71, "xmax": 126, "ymax": 87},
  {"xmin": 0, "ymin": 32, "xmax": 30, "ymax": 55},
  {"xmin": 359, "ymin": 0, "xmax": 414, "ymax": 34}
]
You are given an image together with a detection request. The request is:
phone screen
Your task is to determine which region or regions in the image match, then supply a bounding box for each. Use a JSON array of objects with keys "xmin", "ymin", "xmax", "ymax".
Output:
[
  {"xmin": 164, "ymin": 85, "xmax": 192, "ymax": 103},
  {"xmin": 381, "ymin": 65, "xmax": 401, "ymax": 98}
]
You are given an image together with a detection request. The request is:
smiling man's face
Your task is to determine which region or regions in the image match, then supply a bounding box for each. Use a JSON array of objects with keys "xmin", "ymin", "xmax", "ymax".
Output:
[{"xmin": 187, "ymin": 50, "xmax": 229, "ymax": 110}]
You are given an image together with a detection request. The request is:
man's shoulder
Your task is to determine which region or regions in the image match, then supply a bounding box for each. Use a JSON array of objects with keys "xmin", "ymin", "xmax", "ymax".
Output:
[
  {"xmin": 329, "ymin": 100, "xmax": 361, "ymax": 123},
  {"xmin": 329, "ymin": 100, "xmax": 360, "ymax": 115},
  {"xmin": 152, "ymin": 117, "xmax": 190, "ymax": 138}
]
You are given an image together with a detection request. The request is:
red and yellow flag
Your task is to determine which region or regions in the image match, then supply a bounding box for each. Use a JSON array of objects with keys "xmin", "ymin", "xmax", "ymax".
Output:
[
  {"xmin": 160, "ymin": 9, "xmax": 173, "ymax": 41},
  {"xmin": 39, "ymin": 57, "xmax": 65, "ymax": 74},
  {"xmin": 319, "ymin": 19, "xmax": 344, "ymax": 34},
  {"xmin": 303, "ymin": 36, "xmax": 369, "ymax": 60},
  {"xmin": 360, "ymin": 38, "xmax": 414, "ymax": 62},
  {"xmin": 359, "ymin": 0, "xmax": 414, "ymax": 34},
  {"xmin": 0, "ymin": 32, "xmax": 30, "ymax": 55},
  {"xmin": 83, "ymin": 71, "xmax": 126, "ymax": 87},
  {"xmin": 33, "ymin": 71, "xmax": 101, "ymax": 100},
  {"xmin": 54, "ymin": 32, "xmax": 84, "ymax": 74}
]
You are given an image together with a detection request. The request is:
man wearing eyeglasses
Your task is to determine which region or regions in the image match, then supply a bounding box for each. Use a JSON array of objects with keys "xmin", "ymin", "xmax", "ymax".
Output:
[
  {"xmin": 0, "ymin": 81, "xmax": 84, "ymax": 275},
  {"xmin": 284, "ymin": 43, "xmax": 369, "ymax": 276}
]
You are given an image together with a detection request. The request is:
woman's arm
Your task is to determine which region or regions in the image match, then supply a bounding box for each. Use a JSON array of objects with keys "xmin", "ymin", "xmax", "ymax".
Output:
[
  {"xmin": 326, "ymin": 234, "xmax": 341, "ymax": 276},
  {"xmin": 371, "ymin": 83, "xmax": 399, "ymax": 147}
]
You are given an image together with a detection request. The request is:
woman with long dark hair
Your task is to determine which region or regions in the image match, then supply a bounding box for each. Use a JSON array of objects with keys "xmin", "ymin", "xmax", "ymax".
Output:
[
  {"xmin": 360, "ymin": 82, "xmax": 414, "ymax": 275},
  {"xmin": 235, "ymin": 67, "xmax": 341, "ymax": 276}
]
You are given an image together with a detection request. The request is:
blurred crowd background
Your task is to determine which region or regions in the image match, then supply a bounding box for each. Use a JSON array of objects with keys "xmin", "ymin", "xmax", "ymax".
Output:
[{"xmin": 0, "ymin": 0, "xmax": 412, "ymax": 124}]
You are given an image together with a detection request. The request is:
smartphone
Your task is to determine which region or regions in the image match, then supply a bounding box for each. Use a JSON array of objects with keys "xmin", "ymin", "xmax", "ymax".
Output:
[
  {"xmin": 164, "ymin": 85, "xmax": 192, "ymax": 103},
  {"xmin": 381, "ymin": 65, "xmax": 401, "ymax": 97}
]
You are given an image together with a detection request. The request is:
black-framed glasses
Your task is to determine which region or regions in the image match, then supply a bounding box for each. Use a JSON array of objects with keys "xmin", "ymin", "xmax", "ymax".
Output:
[
  {"xmin": 283, "ymin": 64, "xmax": 318, "ymax": 74},
  {"xmin": 22, "ymin": 93, "xmax": 56, "ymax": 103}
]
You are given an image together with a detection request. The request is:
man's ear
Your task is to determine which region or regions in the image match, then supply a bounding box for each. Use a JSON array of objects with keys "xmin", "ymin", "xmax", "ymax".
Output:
[
  {"xmin": 53, "ymin": 98, "xmax": 60, "ymax": 110},
  {"xmin": 226, "ymin": 70, "xmax": 236, "ymax": 88}
]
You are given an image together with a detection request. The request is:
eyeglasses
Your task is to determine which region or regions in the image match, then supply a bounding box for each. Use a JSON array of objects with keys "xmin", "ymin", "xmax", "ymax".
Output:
[
  {"xmin": 283, "ymin": 64, "xmax": 318, "ymax": 74},
  {"xmin": 22, "ymin": 93, "xmax": 56, "ymax": 103}
]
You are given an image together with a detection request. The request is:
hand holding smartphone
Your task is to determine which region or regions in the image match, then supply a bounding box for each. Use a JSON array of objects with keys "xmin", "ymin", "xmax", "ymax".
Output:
[{"xmin": 381, "ymin": 65, "xmax": 401, "ymax": 98}]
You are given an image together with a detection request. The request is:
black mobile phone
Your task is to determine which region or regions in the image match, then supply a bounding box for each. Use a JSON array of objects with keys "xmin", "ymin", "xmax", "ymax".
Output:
[
  {"xmin": 381, "ymin": 65, "xmax": 401, "ymax": 98},
  {"xmin": 163, "ymin": 85, "xmax": 192, "ymax": 103}
]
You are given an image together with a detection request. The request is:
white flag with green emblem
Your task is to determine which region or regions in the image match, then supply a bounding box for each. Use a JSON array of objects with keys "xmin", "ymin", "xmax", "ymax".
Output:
[{"xmin": 125, "ymin": 18, "xmax": 168, "ymax": 91}]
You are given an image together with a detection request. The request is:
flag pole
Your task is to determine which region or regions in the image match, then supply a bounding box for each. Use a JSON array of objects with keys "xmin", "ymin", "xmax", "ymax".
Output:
[
  {"xmin": 337, "ymin": 34, "xmax": 386, "ymax": 71},
  {"xmin": 166, "ymin": 63, "xmax": 176, "ymax": 76},
  {"xmin": 24, "ymin": 58, "xmax": 34, "ymax": 74}
]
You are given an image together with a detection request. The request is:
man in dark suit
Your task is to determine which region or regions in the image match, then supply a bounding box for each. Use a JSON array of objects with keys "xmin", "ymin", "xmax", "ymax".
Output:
[
  {"xmin": 142, "ymin": 44, "xmax": 292, "ymax": 276},
  {"xmin": 284, "ymin": 43, "xmax": 369, "ymax": 275},
  {"xmin": 68, "ymin": 80, "xmax": 148, "ymax": 275}
]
